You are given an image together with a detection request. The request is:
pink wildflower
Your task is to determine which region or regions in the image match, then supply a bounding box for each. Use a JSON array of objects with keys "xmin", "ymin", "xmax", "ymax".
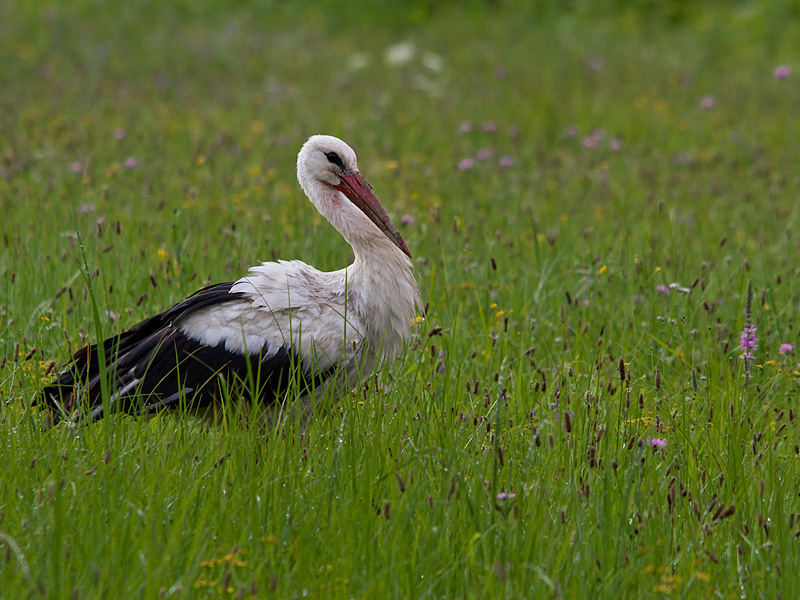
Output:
[
  {"xmin": 498, "ymin": 156, "xmax": 514, "ymax": 167},
  {"xmin": 457, "ymin": 158, "xmax": 474, "ymax": 170}
]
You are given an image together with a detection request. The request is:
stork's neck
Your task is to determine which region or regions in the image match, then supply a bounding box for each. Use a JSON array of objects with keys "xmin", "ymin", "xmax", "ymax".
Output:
[
  {"xmin": 347, "ymin": 235, "xmax": 415, "ymax": 297},
  {"xmin": 345, "ymin": 238, "xmax": 420, "ymax": 360},
  {"xmin": 297, "ymin": 174, "xmax": 420, "ymax": 354}
]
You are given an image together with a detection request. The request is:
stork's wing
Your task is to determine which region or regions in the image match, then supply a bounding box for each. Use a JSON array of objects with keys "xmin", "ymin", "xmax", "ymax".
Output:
[{"xmin": 40, "ymin": 282, "xmax": 329, "ymax": 423}]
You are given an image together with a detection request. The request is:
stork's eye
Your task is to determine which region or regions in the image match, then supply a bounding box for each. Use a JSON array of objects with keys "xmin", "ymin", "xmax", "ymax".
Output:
[{"xmin": 325, "ymin": 152, "xmax": 345, "ymax": 169}]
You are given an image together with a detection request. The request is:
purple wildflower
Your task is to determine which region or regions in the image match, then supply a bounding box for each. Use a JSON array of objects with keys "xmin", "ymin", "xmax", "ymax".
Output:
[
  {"xmin": 476, "ymin": 148, "xmax": 492, "ymax": 161},
  {"xmin": 124, "ymin": 157, "xmax": 139, "ymax": 169},
  {"xmin": 740, "ymin": 324, "xmax": 758, "ymax": 361},
  {"xmin": 498, "ymin": 155, "xmax": 514, "ymax": 167},
  {"xmin": 582, "ymin": 129, "xmax": 604, "ymax": 149},
  {"xmin": 458, "ymin": 120, "xmax": 472, "ymax": 133},
  {"xmin": 646, "ymin": 438, "xmax": 667, "ymax": 448},
  {"xmin": 564, "ymin": 125, "xmax": 579, "ymax": 138},
  {"xmin": 113, "ymin": 128, "xmax": 127, "ymax": 140},
  {"xmin": 779, "ymin": 343, "xmax": 793, "ymax": 355},
  {"xmin": 774, "ymin": 65, "xmax": 790, "ymax": 80},
  {"xmin": 497, "ymin": 492, "xmax": 516, "ymax": 500},
  {"xmin": 608, "ymin": 138, "xmax": 623, "ymax": 151},
  {"xmin": 457, "ymin": 158, "xmax": 474, "ymax": 170},
  {"xmin": 656, "ymin": 285, "xmax": 668, "ymax": 294},
  {"xmin": 436, "ymin": 351, "xmax": 445, "ymax": 374},
  {"xmin": 70, "ymin": 161, "xmax": 84, "ymax": 173},
  {"xmin": 105, "ymin": 310, "xmax": 118, "ymax": 321},
  {"xmin": 481, "ymin": 121, "xmax": 498, "ymax": 133},
  {"xmin": 700, "ymin": 95, "xmax": 715, "ymax": 109},
  {"xmin": 401, "ymin": 214, "xmax": 415, "ymax": 225}
]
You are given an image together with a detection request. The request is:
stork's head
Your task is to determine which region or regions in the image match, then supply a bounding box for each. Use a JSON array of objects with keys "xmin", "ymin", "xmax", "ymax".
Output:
[{"xmin": 297, "ymin": 135, "xmax": 412, "ymax": 258}]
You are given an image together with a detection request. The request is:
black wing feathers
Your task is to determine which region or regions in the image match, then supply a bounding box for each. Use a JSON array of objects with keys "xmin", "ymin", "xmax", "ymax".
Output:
[{"xmin": 40, "ymin": 282, "xmax": 327, "ymax": 423}]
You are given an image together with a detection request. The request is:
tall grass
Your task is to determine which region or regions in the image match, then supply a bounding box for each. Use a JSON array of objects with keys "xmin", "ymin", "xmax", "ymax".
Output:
[{"xmin": 1, "ymin": 1, "xmax": 799, "ymax": 598}]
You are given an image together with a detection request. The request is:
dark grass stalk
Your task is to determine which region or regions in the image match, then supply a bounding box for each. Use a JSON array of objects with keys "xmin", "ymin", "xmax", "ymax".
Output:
[{"xmin": 74, "ymin": 228, "xmax": 113, "ymax": 439}]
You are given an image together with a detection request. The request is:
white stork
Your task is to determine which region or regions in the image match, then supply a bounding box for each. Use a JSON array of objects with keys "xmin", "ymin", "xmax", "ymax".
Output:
[{"xmin": 42, "ymin": 135, "xmax": 421, "ymax": 423}]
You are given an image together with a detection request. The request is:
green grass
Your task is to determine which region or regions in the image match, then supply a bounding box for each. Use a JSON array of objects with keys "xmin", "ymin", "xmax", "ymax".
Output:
[{"xmin": 2, "ymin": 1, "xmax": 800, "ymax": 598}]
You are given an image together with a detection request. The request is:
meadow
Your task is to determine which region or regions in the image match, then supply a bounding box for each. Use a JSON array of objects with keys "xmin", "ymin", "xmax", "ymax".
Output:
[{"xmin": 1, "ymin": 1, "xmax": 799, "ymax": 598}]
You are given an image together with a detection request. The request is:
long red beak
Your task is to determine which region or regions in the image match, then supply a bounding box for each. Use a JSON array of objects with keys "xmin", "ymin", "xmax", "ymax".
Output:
[{"xmin": 333, "ymin": 171, "xmax": 412, "ymax": 258}]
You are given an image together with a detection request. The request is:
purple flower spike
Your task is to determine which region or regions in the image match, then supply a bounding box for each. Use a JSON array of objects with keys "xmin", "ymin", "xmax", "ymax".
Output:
[
  {"xmin": 774, "ymin": 65, "xmax": 790, "ymax": 80},
  {"xmin": 740, "ymin": 324, "xmax": 758, "ymax": 360},
  {"xmin": 497, "ymin": 492, "xmax": 516, "ymax": 500}
]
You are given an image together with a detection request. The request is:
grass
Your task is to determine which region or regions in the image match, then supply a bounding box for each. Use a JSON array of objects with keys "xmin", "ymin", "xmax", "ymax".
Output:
[{"xmin": 2, "ymin": 1, "xmax": 800, "ymax": 598}]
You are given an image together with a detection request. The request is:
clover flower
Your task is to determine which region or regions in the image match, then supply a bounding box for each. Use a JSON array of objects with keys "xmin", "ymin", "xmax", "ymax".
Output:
[{"xmin": 457, "ymin": 158, "xmax": 474, "ymax": 170}]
